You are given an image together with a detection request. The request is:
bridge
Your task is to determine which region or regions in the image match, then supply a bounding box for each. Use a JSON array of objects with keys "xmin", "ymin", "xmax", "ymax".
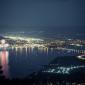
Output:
[{"xmin": 56, "ymin": 47, "xmax": 85, "ymax": 55}]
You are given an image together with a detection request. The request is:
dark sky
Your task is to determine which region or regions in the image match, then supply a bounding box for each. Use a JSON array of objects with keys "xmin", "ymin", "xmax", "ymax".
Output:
[{"xmin": 0, "ymin": 0, "xmax": 85, "ymax": 33}]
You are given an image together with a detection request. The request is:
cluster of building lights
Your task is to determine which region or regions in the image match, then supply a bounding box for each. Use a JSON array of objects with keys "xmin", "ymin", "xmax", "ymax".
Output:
[
  {"xmin": 42, "ymin": 65, "xmax": 85, "ymax": 74},
  {"xmin": 11, "ymin": 44, "xmax": 45, "ymax": 48},
  {"xmin": 4, "ymin": 36, "xmax": 46, "ymax": 48},
  {"xmin": 0, "ymin": 39, "xmax": 9, "ymax": 49},
  {"xmin": 1, "ymin": 35, "xmax": 85, "ymax": 55},
  {"xmin": 4, "ymin": 36, "xmax": 44, "ymax": 42}
]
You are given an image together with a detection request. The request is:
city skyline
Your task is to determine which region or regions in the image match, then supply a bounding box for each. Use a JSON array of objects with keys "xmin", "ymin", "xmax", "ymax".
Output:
[{"xmin": 0, "ymin": 0, "xmax": 85, "ymax": 84}]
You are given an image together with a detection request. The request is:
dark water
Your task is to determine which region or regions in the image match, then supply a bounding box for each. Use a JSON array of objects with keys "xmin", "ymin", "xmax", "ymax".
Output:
[{"xmin": 0, "ymin": 47, "xmax": 84, "ymax": 79}]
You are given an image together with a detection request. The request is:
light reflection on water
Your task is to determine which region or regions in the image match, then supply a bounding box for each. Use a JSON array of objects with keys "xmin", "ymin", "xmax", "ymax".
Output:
[
  {"xmin": 0, "ymin": 47, "xmax": 82, "ymax": 79},
  {"xmin": 0, "ymin": 51, "xmax": 9, "ymax": 79},
  {"xmin": 13, "ymin": 47, "xmax": 49, "ymax": 56}
]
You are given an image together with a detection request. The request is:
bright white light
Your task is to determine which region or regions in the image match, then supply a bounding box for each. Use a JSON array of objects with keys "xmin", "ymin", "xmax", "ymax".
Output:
[
  {"xmin": 77, "ymin": 55, "xmax": 85, "ymax": 60},
  {"xmin": 0, "ymin": 39, "xmax": 9, "ymax": 49},
  {"xmin": 1, "ymin": 39, "xmax": 6, "ymax": 44},
  {"xmin": 42, "ymin": 65, "xmax": 85, "ymax": 74},
  {"xmin": 4, "ymin": 36, "xmax": 44, "ymax": 42},
  {"xmin": 4, "ymin": 44, "xmax": 9, "ymax": 48}
]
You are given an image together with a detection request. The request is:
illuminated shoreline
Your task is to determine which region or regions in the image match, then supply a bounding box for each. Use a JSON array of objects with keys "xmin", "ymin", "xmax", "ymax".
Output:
[{"xmin": 77, "ymin": 55, "xmax": 85, "ymax": 60}]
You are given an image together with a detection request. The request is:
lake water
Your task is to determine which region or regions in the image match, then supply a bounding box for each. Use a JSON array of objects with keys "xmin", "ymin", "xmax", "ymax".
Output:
[{"xmin": 0, "ymin": 47, "xmax": 84, "ymax": 79}]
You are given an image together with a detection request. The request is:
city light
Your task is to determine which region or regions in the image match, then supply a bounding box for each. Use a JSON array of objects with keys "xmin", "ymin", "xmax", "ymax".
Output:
[
  {"xmin": 1, "ymin": 39, "xmax": 6, "ymax": 44},
  {"xmin": 4, "ymin": 36, "xmax": 44, "ymax": 42},
  {"xmin": 0, "ymin": 39, "xmax": 9, "ymax": 49},
  {"xmin": 42, "ymin": 65, "xmax": 85, "ymax": 74},
  {"xmin": 77, "ymin": 55, "xmax": 85, "ymax": 60}
]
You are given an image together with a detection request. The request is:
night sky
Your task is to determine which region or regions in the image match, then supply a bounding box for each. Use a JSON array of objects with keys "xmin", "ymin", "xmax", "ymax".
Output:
[{"xmin": 0, "ymin": 0, "xmax": 85, "ymax": 33}]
